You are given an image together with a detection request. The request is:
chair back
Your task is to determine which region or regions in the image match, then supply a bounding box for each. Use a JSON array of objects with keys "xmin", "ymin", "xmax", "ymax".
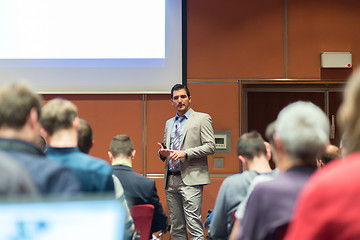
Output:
[{"xmin": 130, "ymin": 204, "xmax": 155, "ymax": 240}]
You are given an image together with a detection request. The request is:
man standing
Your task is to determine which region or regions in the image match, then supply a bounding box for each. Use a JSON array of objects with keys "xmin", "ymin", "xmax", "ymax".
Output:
[{"xmin": 158, "ymin": 84, "xmax": 216, "ymax": 240}]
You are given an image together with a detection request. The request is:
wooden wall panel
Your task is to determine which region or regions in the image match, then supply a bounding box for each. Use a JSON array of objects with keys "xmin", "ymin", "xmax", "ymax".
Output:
[
  {"xmin": 288, "ymin": 0, "xmax": 360, "ymax": 78},
  {"xmin": 187, "ymin": 0, "xmax": 284, "ymax": 79},
  {"xmin": 188, "ymin": 82, "xmax": 241, "ymax": 174},
  {"xmin": 42, "ymin": 94, "xmax": 144, "ymax": 172}
]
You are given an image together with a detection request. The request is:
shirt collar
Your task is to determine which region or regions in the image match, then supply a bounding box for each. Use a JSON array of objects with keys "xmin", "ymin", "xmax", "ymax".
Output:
[
  {"xmin": 112, "ymin": 158, "xmax": 132, "ymax": 167},
  {"xmin": 176, "ymin": 108, "xmax": 192, "ymax": 120}
]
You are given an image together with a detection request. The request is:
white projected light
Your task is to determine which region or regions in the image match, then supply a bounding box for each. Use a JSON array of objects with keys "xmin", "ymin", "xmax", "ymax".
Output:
[
  {"xmin": 0, "ymin": 0, "xmax": 182, "ymax": 93},
  {"xmin": 1, "ymin": 0, "xmax": 165, "ymax": 59}
]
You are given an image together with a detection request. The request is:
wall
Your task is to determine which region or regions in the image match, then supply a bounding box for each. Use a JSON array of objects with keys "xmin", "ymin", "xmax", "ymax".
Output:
[{"xmin": 42, "ymin": 0, "xmax": 360, "ymax": 233}]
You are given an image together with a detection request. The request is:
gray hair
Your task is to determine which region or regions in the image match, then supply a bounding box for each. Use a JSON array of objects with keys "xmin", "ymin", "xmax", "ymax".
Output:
[{"xmin": 275, "ymin": 101, "xmax": 330, "ymax": 161}]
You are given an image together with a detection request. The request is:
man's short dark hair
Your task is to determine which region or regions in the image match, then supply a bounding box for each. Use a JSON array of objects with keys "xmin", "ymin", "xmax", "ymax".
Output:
[
  {"xmin": 0, "ymin": 83, "xmax": 42, "ymax": 130},
  {"xmin": 237, "ymin": 131, "xmax": 267, "ymax": 160},
  {"xmin": 78, "ymin": 118, "xmax": 93, "ymax": 154},
  {"xmin": 171, "ymin": 84, "xmax": 191, "ymax": 99},
  {"xmin": 110, "ymin": 135, "xmax": 134, "ymax": 158},
  {"xmin": 36, "ymin": 134, "xmax": 47, "ymax": 153}
]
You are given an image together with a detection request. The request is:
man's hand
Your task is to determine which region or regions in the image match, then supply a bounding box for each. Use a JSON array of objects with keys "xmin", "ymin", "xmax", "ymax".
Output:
[
  {"xmin": 169, "ymin": 150, "xmax": 186, "ymax": 161},
  {"xmin": 158, "ymin": 142, "xmax": 171, "ymax": 158}
]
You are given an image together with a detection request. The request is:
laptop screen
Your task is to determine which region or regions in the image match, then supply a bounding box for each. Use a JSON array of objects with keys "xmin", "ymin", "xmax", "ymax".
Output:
[{"xmin": 0, "ymin": 197, "xmax": 125, "ymax": 240}]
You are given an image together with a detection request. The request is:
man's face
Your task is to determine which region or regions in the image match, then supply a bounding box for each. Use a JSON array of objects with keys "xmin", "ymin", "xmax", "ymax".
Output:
[{"xmin": 171, "ymin": 89, "xmax": 191, "ymax": 115}]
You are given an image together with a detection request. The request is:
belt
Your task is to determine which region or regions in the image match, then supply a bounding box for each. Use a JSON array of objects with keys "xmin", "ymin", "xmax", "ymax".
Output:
[{"xmin": 168, "ymin": 171, "xmax": 181, "ymax": 176}]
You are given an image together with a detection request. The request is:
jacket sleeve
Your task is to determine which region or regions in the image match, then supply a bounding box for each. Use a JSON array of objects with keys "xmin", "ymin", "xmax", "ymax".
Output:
[{"xmin": 186, "ymin": 114, "xmax": 216, "ymax": 159}]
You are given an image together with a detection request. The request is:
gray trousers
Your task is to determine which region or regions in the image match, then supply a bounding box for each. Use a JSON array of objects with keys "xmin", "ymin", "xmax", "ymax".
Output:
[{"xmin": 166, "ymin": 175, "xmax": 204, "ymax": 240}]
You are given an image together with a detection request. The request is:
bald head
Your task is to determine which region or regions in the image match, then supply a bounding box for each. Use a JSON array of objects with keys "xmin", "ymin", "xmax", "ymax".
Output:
[{"xmin": 321, "ymin": 144, "xmax": 339, "ymax": 164}]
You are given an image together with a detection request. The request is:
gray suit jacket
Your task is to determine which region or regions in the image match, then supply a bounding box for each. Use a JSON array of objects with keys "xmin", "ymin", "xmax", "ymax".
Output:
[{"xmin": 161, "ymin": 110, "xmax": 215, "ymax": 188}]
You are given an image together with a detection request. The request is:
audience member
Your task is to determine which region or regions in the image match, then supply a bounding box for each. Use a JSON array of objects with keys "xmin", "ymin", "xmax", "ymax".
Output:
[
  {"xmin": 285, "ymin": 68, "xmax": 360, "ymax": 240},
  {"xmin": 41, "ymin": 98, "xmax": 114, "ymax": 193},
  {"xmin": 208, "ymin": 131, "xmax": 274, "ymax": 240},
  {"xmin": 109, "ymin": 134, "xmax": 168, "ymax": 234},
  {"xmin": 0, "ymin": 152, "xmax": 38, "ymax": 198},
  {"xmin": 78, "ymin": 118, "xmax": 94, "ymax": 154},
  {"xmin": 112, "ymin": 175, "xmax": 136, "ymax": 240},
  {"xmin": 264, "ymin": 141, "xmax": 276, "ymax": 169},
  {"xmin": 236, "ymin": 101, "xmax": 330, "ymax": 240},
  {"xmin": 316, "ymin": 144, "xmax": 339, "ymax": 168},
  {"xmin": 230, "ymin": 122, "xmax": 279, "ymax": 240},
  {"xmin": 0, "ymin": 83, "xmax": 80, "ymax": 195}
]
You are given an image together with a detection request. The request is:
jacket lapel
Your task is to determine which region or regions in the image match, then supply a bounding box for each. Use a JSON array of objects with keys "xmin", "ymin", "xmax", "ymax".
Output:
[{"xmin": 166, "ymin": 117, "xmax": 176, "ymax": 149}]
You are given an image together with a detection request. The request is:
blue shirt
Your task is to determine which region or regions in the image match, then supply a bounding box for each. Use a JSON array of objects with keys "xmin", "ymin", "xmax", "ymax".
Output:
[
  {"xmin": 46, "ymin": 147, "xmax": 114, "ymax": 193},
  {"xmin": 170, "ymin": 108, "xmax": 192, "ymax": 150}
]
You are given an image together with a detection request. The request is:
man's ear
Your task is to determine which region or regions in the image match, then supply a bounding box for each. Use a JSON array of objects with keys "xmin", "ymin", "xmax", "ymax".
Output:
[
  {"xmin": 131, "ymin": 150, "xmax": 136, "ymax": 161},
  {"xmin": 238, "ymin": 155, "xmax": 247, "ymax": 167},
  {"xmin": 40, "ymin": 128, "xmax": 49, "ymax": 141},
  {"xmin": 73, "ymin": 116, "xmax": 80, "ymax": 130},
  {"xmin": 273, "ymin": 134, "xmax": 283, "ymax": 154},
  {"xmin": 28, "ymin": 108, "xmax": 39, "ymax": 130},
  {"xmin": 108, "ymin": 151, "xmax": 113, "ymax": 162},
  {"xmin": 317, "ymin": 159, "xmax": 325, "ymax": 168}
]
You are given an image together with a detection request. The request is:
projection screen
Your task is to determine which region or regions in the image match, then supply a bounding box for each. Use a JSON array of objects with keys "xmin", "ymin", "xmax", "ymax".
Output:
[{"xmin": 0, "ymin": 0, "xmax": 182, "ymax": 93}]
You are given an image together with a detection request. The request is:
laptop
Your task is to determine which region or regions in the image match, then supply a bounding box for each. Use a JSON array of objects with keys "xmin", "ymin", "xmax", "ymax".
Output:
[{"xmin": 0, "ymin": 195, "xmax": 125, "ymax": 240}]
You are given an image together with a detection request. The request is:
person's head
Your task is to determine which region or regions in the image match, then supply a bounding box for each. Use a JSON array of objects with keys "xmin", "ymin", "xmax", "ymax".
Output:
[
  {"xmin": 317, "ymin": 144, "xmax": 339, "ymax": 167},
  {"xmin": 274, "ymin": 101, "xmax": 330, "ymax": 166},
  {"xmin": 338, "ymin": 67, "xmax": 360, "ymax": 155},
  {"xmin": 40, "ymin": 98, "xmax": 78, "ymax": 137},
  {"xmin": 171, "ymin": 84, "xmax": 191, "ymax": 116},
  {"xmin": 78, "ymin": 118, "xmax": 93, "ymax": 154},
  {"xmin": 108, "ymin": 134, "xmax": 135, "ymax": 162},
  {"xmin": 265, "ymin": 121, "xmax": 276, "ymax": 146},
  {"xmin": 0, "ymin": 82, "xmax": 43, "ymax": 143},
  {"xmin": 237, "ymin": 131, "xmax": 267, "ymax": 169},
  {"xmin": 265, "ymin": 121, "xmax": 278, "ymax": 168}
]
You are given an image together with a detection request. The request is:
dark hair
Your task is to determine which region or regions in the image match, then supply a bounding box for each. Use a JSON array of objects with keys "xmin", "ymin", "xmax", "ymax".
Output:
[
  {"xmin": 265, "ymin": 121, "xmax": 276, "ymax": 146},
  {"xmin": 110, "ymin": 134, "xmax": 134, "ymax": 158},
  {"xmin": 0, "ymin": 83, "xmax": 42, "ymax": 130},
  {"xmin": 171, "ymin": 84, "xmax": 190, "ymax": 99},
  {"xmin": 237, "ymin": 131, "xmax": 267, "ymax": 160},
  {"xmin": 78, "ymin": 118, "xmax": 93, "ymax": 154},
  {"xmin": 36, "ymin": 134, "xmax": 47, "ymax": 154}
]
